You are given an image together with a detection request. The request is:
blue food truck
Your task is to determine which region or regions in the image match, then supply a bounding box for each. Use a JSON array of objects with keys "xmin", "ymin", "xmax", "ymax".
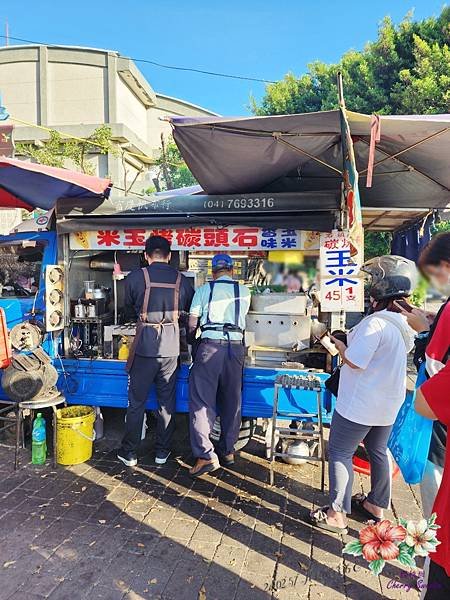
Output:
[
  {"xmin": 0, "ymin": 193, "xmax": 337, "ymax": 449},
  {"xmin": 1, "ymin": 104, "xmax": 445, "ymax": 472}
]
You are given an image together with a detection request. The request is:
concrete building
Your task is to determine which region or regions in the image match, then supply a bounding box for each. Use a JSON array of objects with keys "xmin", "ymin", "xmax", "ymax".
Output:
[{"xmin": 0, "ymin": 44, "xmax": 217, "ymax": 192}]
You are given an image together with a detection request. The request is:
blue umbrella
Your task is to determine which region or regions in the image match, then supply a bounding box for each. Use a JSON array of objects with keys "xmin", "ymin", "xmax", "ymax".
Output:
[{"xmin": 0, "ymin": 156, "xmax": 111, "ymax": 211}]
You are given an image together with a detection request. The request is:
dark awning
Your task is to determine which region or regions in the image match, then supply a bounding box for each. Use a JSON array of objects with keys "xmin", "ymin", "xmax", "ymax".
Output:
[
  {"xmin": 170, "ymin": 111, "xmax": 450, "ymax": 211},
  {"xmin": 56, "ymin": 191, "xmax": 339, "ymax": 233}
]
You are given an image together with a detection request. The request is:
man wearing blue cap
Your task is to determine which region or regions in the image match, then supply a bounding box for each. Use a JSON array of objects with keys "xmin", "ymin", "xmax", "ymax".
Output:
[{"xmin": 187, "ymin": 253, "xmax": 251, "ymax": 477}]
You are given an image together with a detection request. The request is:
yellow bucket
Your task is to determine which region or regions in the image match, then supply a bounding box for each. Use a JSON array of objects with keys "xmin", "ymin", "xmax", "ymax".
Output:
[{"xmin": 56, "ymin": 406, "xmax": 96, "ymax": 465}]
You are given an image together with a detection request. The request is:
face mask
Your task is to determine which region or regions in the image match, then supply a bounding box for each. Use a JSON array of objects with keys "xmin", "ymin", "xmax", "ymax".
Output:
[{"xmin": 430, "ymin": 274, "xmax": 450, "ymax": 296}]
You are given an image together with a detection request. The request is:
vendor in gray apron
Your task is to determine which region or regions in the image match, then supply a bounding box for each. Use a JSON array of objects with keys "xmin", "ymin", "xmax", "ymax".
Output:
[
  {"xmin": 187, "ymin": 254, "xmax": 251, "ymax": 477},
  {"xmin": 117, "ymin": 235, "xmax": 194, "ymax": 467}
]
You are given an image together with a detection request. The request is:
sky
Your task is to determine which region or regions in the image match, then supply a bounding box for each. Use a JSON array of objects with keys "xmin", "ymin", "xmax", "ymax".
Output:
[{"xmin": 0, "ymin": 0, "xmax": 446, "ymax": 116}]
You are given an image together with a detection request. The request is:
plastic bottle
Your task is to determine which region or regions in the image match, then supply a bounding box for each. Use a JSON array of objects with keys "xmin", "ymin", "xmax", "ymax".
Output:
[
  {"xmin": 31, "ymin": 413, "xmax": 47, "ymax": 465},
  {"xmin": 118, "ymin": 337, "xmax": 130, "ymax": 360},
  {"xmin": 94, "ymin": 406, "xmax": 104, "ymax": 440}
]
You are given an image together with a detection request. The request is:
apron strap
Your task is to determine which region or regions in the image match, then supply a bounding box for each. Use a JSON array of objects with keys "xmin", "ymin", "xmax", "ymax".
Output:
[
  {"xmin": 173, "ymin": 272, "xmax": 181, "ymax": 320},
  {"xmin": 205, "ymin": 280, "xmax": 238, "ymax": 326},
  {"xmin": 206, "ymin": 282, "xmax": 214, "ymax": 325},
  {"xmin": 233, "ymin": 281, "xmax": 240, "ymax": 328},
  {"xmin": 140, "ymin": 267, "xmax": 151, "ymax": 323},
  {"xmin": 140, "ymin": 269, "xmax": 182, "ymax": 323},
  {"xmin": 201, "ymin": 280, "xmax": 242, "ymax": 347},
  {"xmin": 127, "ymin": 270, "xmax": 182, "ymax": 371}
]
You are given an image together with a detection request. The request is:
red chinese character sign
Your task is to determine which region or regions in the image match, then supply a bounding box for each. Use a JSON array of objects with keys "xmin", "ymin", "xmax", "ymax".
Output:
[
  {"xmin": 340, "ymin": 101, "xmax": 363, "ymax": 258},
  {"xmin": 69, "ymin": 227, "xmax": 309, "ymax": 251},
  {"xmin": 320, "ymin": 230, "xmax": 364, "ymax": 312}
]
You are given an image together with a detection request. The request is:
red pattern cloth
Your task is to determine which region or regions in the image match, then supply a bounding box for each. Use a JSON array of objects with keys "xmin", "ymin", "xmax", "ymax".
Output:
[
  {"xmin": 422, "ymin": 361, "xmax": 450, "ymax": 575},
  {"xmin": 426, "ymin": 302, "xmax": 450, "ymax": 375}
]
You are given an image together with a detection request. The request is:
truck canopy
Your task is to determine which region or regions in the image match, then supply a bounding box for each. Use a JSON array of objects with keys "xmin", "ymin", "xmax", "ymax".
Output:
[
  {"xmin": 169, "ymin": 110, "xmax": 450, "ymax": 231},
  {"xmin": 54, "ymin": 109, "xmax": 450, "ymax": 233}
]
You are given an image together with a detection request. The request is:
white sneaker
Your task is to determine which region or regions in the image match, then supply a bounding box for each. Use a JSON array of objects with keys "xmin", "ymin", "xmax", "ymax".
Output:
[
  {"xmin": 117, "ymin": 451, "xmax": 138, "ymax": 467},
  {"xmin": 155, "ymin": 450, "xmax": 171, "ymax": 465}
]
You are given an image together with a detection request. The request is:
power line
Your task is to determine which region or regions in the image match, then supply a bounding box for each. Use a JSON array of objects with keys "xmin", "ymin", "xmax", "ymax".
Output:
[{"xmin": 0, "ymin": 34, "xmax": 276, "ymax": 84}]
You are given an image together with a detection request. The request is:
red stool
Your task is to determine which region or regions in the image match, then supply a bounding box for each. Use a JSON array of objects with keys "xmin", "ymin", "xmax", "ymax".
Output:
[
  {"xmin": 0, "ymin": 308, "xmax": 12, "ymax": 369},
  {"xmin": 352, "ymin": 443, "xmax": 399, "ymax": 479}
]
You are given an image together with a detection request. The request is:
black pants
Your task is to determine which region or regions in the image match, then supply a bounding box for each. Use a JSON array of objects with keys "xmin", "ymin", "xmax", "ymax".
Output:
[
  {"xmin": 424, "ymin": 561, "xmax": 450, "ymax": 599},
  {"xmin": 189, "ymin": 340, "xmax": 245, "ymax": 460},
  {"xmin": 122, "ymin": 355, "xmax": 178, "ymax": 454}
]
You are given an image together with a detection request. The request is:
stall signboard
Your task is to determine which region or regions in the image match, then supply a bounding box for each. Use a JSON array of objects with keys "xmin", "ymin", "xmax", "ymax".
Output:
[
  {"xmin": 319, "ymin": 230, "xmax": 364, "ymax": 312},
  {"xmin": 69, "ymin": 227, "xmax": 322, "ymax": 252},
  {"xmin": 0, "ymin": 125, "xmax": 14, "ymax": 156}
]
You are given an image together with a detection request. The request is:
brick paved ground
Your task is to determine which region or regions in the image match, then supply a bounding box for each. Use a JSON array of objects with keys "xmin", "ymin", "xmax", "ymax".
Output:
[{"xmin": 0, "ymin": 412, "xmax": 424, "ymax": 600}]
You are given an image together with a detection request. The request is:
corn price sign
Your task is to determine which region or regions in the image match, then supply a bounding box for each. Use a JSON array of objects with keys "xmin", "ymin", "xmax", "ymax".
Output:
[{"xmin": 319, "ymin": 230, "xmax": 364, "ymax": 312}]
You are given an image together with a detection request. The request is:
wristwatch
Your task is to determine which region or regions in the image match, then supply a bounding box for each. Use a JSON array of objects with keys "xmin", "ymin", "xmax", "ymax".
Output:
[{"xmin": 415, "ymin": 331, "xmax": 429, "ymax": 340}]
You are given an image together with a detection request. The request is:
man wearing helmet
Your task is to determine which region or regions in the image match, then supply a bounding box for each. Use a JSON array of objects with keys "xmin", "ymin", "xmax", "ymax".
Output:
[
  {"xmin": 187, "ymin": 254, "xmax": 251, "ymax": 477},
  {"xmin": 311, "ymin": 255, "xmax": 417, "ymax": 534}
]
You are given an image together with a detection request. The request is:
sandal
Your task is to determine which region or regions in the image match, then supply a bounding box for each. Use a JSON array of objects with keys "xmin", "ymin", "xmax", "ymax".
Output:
[
  {"xmin": 309, "ymin": 506, "xmax": 348, "ymax": 535},
  {"xmin": 351, "ymin": 494, "xmax": 381, "ymax": 522},
  {"xmin": 189, "ymin": 460, "xmax": 219, "ymax": 478}
]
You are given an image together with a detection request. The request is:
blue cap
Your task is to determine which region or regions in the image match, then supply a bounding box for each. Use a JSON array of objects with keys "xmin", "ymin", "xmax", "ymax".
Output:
[{"xmin": 212, "ymin": 253, "xmax": 234, "ymax": 272}]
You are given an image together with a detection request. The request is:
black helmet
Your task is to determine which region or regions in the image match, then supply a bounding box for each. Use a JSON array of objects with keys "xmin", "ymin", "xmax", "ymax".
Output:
[{"xmin": 362, "ymin": 255, "xmax": 418, "ymax": 301}]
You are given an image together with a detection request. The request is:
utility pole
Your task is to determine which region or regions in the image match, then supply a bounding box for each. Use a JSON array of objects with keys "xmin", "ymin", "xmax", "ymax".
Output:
[
  {"xmin": 337, "ymin": 71, "xmax": 345, "ymax": 108},
  {"xmin": 160, "ymin": 133, "xmax": 174, "ymax": 190}
]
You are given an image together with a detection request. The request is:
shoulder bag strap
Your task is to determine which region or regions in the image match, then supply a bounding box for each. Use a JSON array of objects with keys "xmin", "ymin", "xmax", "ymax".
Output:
[{"xmin": 370, "ymin": 312, "xmax": 411, "ymax": 350}]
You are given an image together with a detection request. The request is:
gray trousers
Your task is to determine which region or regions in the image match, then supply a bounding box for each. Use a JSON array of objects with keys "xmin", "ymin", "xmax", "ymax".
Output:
[
  {"xmin": 189, "ymin": 340, "xmax": 245, "ymax": 460},
  {"xmin": 122, "ymin": 355, "xmax": 178, "ymax": 454},
  {"xmin": 328, "ymin": 410, "xmax": 393, "ymax": 514},
  {"xmin": 420, "ymin": 460, "xmax": 444, "ymax": 600}
]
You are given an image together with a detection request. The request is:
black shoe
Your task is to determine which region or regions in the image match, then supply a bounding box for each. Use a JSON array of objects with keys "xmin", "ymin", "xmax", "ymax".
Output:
[
  {"xmin": 351, "ymin": 494, "xmax": 382, "ymax": 523},
  {"xmin": 117, "ymin": 450, "xmax": 137, "ymax": 467},
  {"xmin": 155, "ymin": 450, "xmax": 171, "ymax": 465},
  {"xmin": 219, "ymin": 453, "xmax": 235, "ymax": 467}
]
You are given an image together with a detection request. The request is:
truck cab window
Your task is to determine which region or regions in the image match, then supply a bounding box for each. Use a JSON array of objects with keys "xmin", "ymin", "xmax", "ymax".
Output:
[{"xmin": 0, "ymin": 242, "xmax": 45, "ymax": 297}]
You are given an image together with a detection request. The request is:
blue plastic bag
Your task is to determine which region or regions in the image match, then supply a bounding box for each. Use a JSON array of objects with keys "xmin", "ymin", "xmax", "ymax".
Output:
[{"xmin": 388, "ymin": 363, "xmax": 433, "ymax": 484}]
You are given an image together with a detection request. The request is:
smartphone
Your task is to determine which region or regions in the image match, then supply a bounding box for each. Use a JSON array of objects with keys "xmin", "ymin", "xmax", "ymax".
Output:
[
  {"xmin": 331, "ymin": 329, "xmax": 347, "ymax": 345},
  {"xmin": 394, "ymin": 299, "xmax": 413, "ymax": 313},
  {"xmin": 318, "ymin": 333, "xmax": 339, "ymax": 357}
]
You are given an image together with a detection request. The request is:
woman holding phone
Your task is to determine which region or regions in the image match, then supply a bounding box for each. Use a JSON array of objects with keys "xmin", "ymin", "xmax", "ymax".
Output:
[
  {"xmin": 400, "ymin": 232, "xmax": 450, "ymax": 599},
  {"xmin": 310, "ymin": 255, "xmax": 417, "ymax": 534},
  {"xmin": 397, "ymin": 232, "xmax": 450, "ymax": 519}
]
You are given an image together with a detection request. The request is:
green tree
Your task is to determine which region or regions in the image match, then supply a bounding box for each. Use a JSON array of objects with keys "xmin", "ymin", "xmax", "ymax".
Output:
[
  {"xmin": 252, "ymin": 8, "xmax": 450, "ymax": 116},
  {"xmin": 15, "ymin": 125, "xmax": 118, "ymax": 176},
  {"xmin": 433, "ymin": 220, "xmax": 450, "ymax": 234},
  {"xmin": 252, "ymin": 8, "xmax": 450, "ymax": 267},
  {"xmin": 394, "ymin": 35, "xmax": 450, "ymax": 113},
  {"xmin": 153, "ymin": 134, "xmax": 197, "ymax": 191},
  {"xmin": 364, "ymin": 231, "xmax": 392, "ymax": 260}
]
